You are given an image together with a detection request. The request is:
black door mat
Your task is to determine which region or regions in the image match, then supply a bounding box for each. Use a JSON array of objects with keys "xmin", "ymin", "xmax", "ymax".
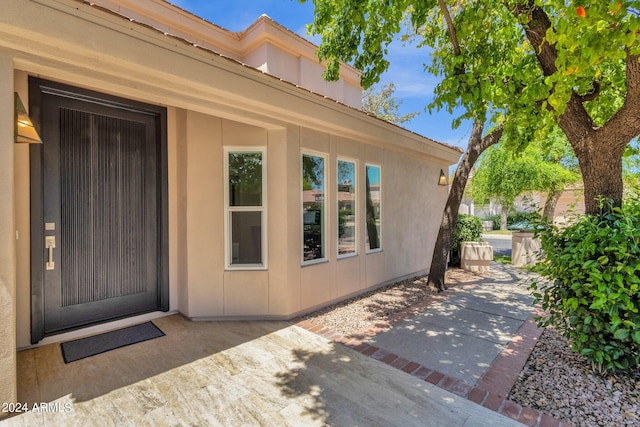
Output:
[{"xmin": 61, "ymin": 321, "xmax": 165, "ymax": 363}]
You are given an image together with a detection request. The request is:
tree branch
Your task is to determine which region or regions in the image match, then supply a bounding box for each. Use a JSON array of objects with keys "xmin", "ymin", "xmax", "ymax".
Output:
[
  {"xmin": 437, "ymin": 0, "xmax": 461, "ymax": 57},
  {"xmin": 597, "ymin": 52, "xmax": 640, "ymax": 151},
  {"xmin": 512, "ymin": 2, "xmax": 556, "ymax": 76},
  {"xmin": 578, "ymin": 81, "xmax": 601, "ymax": 103},
  {"xmin": 510, "ymin": 1, "xmax": 595, "ymax": 149}
]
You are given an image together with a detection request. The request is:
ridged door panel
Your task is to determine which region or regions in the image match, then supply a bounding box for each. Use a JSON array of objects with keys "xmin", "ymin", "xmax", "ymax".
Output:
[{"xmin": 59, "ymin": 108, "xmax": 149, "ymax": 306}]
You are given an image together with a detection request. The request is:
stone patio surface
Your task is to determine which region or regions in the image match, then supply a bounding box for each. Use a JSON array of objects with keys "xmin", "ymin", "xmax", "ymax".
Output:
[{"xmin": 4, "ymin": 313, "xmax": 522, "ymax": 426}]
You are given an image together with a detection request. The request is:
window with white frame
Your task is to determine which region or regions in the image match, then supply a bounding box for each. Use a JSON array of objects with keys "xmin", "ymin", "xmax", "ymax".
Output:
[
  {"xmin": 337, "ymin": 159, "xmax": 356, "ymax": 257},
  {"xmin": 225, "ymin": 148, "xmax": 266, "ymax": 269},
  {"xmin": 302, "ymin": 153, "xmax": 326, "ymax": 264},
  {"xmin": 365, "ymin": 164, "xmax": 382, "ymax": 252}
]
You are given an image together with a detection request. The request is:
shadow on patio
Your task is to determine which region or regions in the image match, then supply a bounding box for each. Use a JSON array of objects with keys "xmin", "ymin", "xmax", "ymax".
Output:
[
  {"xmin": 17, "ymin": 316, "xmax": 288, "ymax": 405},
  {"xmin": 6, "ymin": 314, "xmax": 521, "ymax": 426}
]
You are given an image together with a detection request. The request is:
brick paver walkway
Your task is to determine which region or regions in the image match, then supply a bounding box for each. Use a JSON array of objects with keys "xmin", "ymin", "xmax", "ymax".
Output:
[{"xmin": 295, "ymin": 263, "xmax": 575, "ymax": 427}]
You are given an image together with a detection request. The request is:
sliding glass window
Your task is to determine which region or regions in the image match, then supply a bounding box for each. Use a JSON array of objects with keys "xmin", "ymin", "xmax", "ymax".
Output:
[
  {"xmin": 302, "ymin": 153, "xmax": 326, "ymax": 264},
  {"xmin": 365, "ymin": 164, "xmax": 382, "ymax": 252},
  {"xmin": 225, "ymin": 148, "xmax": 266, "ymax": 269},
  {"xmin": 337, "ymin": 159, "xmax": 356, "ymax": 257}
]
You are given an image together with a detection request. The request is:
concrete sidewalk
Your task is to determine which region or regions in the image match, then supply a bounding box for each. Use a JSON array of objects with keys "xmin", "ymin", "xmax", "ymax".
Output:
[
  {"xmin": 298, "ymin": 262, "xmax": 567, "ymax": 426},
  {"xmin": 368, "ymin": 262, "xmax": 535, "ymax": 386}
]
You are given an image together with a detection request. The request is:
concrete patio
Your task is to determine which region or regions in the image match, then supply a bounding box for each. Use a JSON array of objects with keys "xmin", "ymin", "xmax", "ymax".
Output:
[{"xmin": 4, "ymin": 315, "xmax": 521, "ymax": 426}]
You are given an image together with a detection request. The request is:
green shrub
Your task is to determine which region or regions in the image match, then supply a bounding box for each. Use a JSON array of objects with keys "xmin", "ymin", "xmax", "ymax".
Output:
[
  {"xmin": 484, "ymin": 214, "xmax": 501, "ymax": 230},
  {"xmin": 508, "ymin": 211, "xmax": 540, "ymax": 226},
  {"xmin": 530, "ymin": 198, "xmax": 640, "ymax": 372},
  {"xmin": 451, "ymin": 214, "xmax": 483, "ymax": 251},
  {"xmin": 483, "ymin": 211, "xmax": 540, "ymax": 230}
]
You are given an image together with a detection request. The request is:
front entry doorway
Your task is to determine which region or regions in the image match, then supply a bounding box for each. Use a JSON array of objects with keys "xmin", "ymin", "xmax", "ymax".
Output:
[{"xmin": 29, "ymin": 78, "xmax": 169, "ymax": 343}]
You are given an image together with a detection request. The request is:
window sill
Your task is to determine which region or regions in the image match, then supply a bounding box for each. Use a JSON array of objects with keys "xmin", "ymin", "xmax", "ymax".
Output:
[
  {"xmin": 301, "ymin": 258, "xmax": 329, "ymax": 267},
  {"xmin": 225, "ymin": 265, "xmax": 268, "ymax": 271}
]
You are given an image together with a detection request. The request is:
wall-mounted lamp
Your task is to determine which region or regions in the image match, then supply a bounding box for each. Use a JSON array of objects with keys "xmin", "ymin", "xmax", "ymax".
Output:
[
  {"xmin": 15, "ymin": 93, "xmax": 42, "ymax": 144},
  {"xmin": 438, "ymin": 169, "xmax": 448, "ymax": 186}
]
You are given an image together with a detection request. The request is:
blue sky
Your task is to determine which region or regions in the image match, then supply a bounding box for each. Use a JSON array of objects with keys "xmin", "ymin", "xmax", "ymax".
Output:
[{"xmin": 170, "ymin": 0, "xmax": 471, "ymax": 149}]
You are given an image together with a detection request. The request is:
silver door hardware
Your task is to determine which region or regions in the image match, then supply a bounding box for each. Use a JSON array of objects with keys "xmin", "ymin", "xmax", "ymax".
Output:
[
  {"xmin": 45, "ymin": 236, "xmax": 56, "ymax": 270},
  {"xmin": 45, "ymin": 223, "xmax": 56, "ymax": 231}
]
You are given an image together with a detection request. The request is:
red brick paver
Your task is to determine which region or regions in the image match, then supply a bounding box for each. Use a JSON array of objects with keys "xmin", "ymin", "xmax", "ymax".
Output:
[
  {"xmin": 411, "ymin": 366, "xmax": 433, "ymax": 380},
  {"xmin": 390, "ymin": 357, "xmax": 410, "ymax": 370},
  {"xmin": 500, "ymin": 400, "xmax": 523, "ymax": 421},
  {"xmin": 467, "ymin": 387, "xmax": 487, "ymax": 405},
  {"xmin": 371, "ymin": 348, "xmax": 391, "ymax": 361},
  {"xmin": 437, "ymin": 375, "xmax": 458, "ymax": 391},
  {"xmin": 402, "ymin": 361, "xmax": 421, "ymax": 374},
  {"xmin": 425, "ymin": 370, "xmax": 445, "ymax": 385},
  {"xmin": 477, "ymin": 314, "xmax": 545, "ymax": 398},
  {"xmin": 519, "ymin": 407, "xmax": 542, "ymax": 426},
  {"xmin": 482, "ymin": 392, "xmax": 504, "ymax": 412},
  {"xmin": 450, "ymin": 380, "xmax": 473, "ymax": 398},
  {"xmin": 361, "ymin": 345, "xmax": 378, "ymax": 356},
  {"xmin": 538, "ymin": 413, "xmax": 562, "ymax": 427}
]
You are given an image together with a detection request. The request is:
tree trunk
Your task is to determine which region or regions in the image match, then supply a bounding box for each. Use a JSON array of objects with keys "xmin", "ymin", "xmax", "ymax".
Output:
[
  {"xmin": 576, "ymin": 142, "xmax": 625, "ymax": 214},
  {"xmin": 500, "ymin": 206, "xmax": 508, "ymax": 230},
  {"xmin": 427, "ymin": 121, "xmax": 503, "ymax": 291},
  {"xmin": 365, "ymin": 173, "xmax": 380, "ymax": 249},
  {"xmin": 543, "ymin": 189, "xmax": 562, "ymax": 221}
]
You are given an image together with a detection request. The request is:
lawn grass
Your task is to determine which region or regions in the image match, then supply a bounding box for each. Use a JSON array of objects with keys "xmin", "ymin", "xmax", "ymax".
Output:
[
  {"xmin": 482, "ymin": 230, "xmax": 513, "ymax": 235},
  {"xmin": 493, "ymin": 254, "xmax": 512, "ymax": 264}
]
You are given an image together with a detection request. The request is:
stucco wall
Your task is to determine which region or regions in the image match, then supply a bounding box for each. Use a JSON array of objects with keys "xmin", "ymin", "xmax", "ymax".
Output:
[
  {"xmin": 14, "ymin": 71, "xmax": 31, "ymax": 352},
  {"xmin": 300, "ymin": 57, "xmax": 345, "ymax": 104},
  {"xmin": 286, "ymin": 128, "xmax": 450, "ymax": 316},
  {"xmin": 4, "ymin": 0, "xmax": 459, "ymax": 346},
  {"xmin": 177, "ymin": 116, "xmax": 450, "ymax": 319},
  {"xmin": 7, "ymin": 67, "xmax": 454, "ymax": 341},
  {"xmin": 0, "ymin": 54, "xmax": 17, "ymax": 411},
  {"xmin": 182, "ymin": 111, "xmax": 224, "ymax": 317}
]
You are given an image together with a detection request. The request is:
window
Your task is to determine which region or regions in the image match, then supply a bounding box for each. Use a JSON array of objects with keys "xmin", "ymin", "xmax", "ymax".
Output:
[
  {"xmin": 302, "ymin": 153, "xmax": 326, "ymax": 264},
  {"xmin": 225, "ymin": 148, "xmax": 266, "ymax": 269},
  {"xmin": 337, "ymin": 159, "xmax": 356, "ymax": 257},
  {"xmin": 365, "ymin": 164, "xmax": 381, "ymax": 252}
]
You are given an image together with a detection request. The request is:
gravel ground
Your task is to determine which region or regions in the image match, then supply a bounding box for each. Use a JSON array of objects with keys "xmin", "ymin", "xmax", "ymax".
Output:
[
  {"xmin": 303, "ymin": 267, "xmax": 640, "ymax": 427},
  {"xmin": 510, "ymin": 327, "xmax": 640, "ymax": 427},
  {"xmin": 302, "ymin": 268, "xmax": 484, "ymax": 337}
]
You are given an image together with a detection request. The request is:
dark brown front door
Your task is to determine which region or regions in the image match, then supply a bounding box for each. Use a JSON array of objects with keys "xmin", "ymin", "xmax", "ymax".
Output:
[{"xmin": 29, "ymin": 78, "xmax": 168, "ymax": 343}]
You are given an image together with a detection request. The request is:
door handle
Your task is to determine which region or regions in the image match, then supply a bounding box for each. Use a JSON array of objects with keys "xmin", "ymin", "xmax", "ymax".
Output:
[{"xmin": 45, "ymin": 236, "xmax": 55, "ymax": 270}]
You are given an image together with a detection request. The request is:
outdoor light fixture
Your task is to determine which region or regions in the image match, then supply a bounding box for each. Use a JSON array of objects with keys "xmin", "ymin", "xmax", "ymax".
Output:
[
  {"xmin": 438, "ymin": 169, "xmax": 448, "ymax": 186},
  {"xmin": 15, "ymin": 92, "xmax": 42, "ymax": 144}
]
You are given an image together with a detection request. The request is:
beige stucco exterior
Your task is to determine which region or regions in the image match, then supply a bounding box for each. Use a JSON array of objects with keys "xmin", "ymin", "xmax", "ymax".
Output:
[
  {"xmin": 0, "ymin": 0, "xmax": 461, "ymax": 410},
  {"xmin": 1, "ymin": 53, "xmax": 18, "ymax": 409}
]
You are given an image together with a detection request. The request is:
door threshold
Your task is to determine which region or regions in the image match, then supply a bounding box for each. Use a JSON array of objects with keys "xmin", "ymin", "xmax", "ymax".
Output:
[{"xmin": 18, "ymin": 310, "xmax": 178, "ymax": 350}]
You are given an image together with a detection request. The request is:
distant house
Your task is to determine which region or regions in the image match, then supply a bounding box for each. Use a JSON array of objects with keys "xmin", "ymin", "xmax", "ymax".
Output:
[
  {"xmin": 0, "ymin": 0, "xmax": 461, "ymax": 406},
  {"xmin": 522, "ymin": 186, "xmax": 586, "ymax": 225},
  {"xmin": 460, "ymin": 186, "xmax": 586, "ymax": 226}
]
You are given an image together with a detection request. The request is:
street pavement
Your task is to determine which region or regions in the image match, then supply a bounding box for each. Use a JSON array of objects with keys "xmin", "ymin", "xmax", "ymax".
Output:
[{"xmin": 482, "ymin": 233, "xmax": 513, "ymax": 256}]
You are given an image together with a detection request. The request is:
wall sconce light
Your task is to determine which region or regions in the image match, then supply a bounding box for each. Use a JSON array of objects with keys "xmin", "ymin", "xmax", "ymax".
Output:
[
  {"xmin": 15, "ymin": 93, "xmax": 42, "ymax": 144},
  {"xmin": 438, "ymin": 169, "xmax": 448, "ymax": 186}
]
